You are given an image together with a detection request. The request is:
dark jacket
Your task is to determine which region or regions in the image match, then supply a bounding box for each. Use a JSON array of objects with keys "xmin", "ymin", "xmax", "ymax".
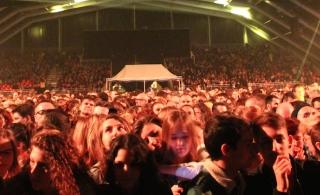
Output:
[
  {"xmin": 244, "ymin": 157, "xmax": 320, "ymax": 195},
  {"xmin": 186, "ymin": 171, "xmax": 240, "ymax": 195}
]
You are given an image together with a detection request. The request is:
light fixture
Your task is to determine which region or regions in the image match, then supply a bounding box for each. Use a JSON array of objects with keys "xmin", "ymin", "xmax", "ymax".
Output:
[
  {"xmin": 214, "ymin": 0, "xmax": 232, "ymax": 7},
  {"xmin": 50, "ymin": 5, "xmax": 65, "ymax": 13},
  {"xmin": 74, "ymin": 0, "xmax": 88, "ymax": 3},
  {"xmin": 229, "ymin": 6, "xmax": 252, "ymax": 19},
  {"xmin": 246, "ymin": 24, "xmax": 270, "ymax": 40}
]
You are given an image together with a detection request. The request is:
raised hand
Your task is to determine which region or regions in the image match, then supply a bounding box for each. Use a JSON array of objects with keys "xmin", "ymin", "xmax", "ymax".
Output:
[{"xmin": 273, "ymin": 155, "xmax": 292, "ymax": 192}]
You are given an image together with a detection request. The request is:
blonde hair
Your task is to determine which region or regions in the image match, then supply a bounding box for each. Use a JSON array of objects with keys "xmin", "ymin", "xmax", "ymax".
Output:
[
  {"xmin": 87, "ymin": 114, "xmax": 130, "ymax": 164},
  {"xmin": 72, "ymin": 115, "xmax": 105, "ymax": 167}
]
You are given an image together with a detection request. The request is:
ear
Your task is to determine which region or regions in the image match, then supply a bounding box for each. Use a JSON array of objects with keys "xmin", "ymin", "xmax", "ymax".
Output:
[
  {"xmin": 221, "ymin": 143, "xmax": 230, "ymax": 156},
  {"xmin": 266, "ymin": 104, "xmax": 272, "ymax": 111},
  {"xmin": 27, "ymin": 115, "xmax": 32, "ymax": 123},
  {"xmin": 315, "ymin": 141, "xmax": 320, "ymax": 152}
]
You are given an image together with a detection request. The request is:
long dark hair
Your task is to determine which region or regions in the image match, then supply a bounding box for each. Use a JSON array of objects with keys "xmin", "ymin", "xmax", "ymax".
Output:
[
  {"xmin": 106, "ymin": 134, "xmax": 161, "ymax": 193},
  {"xmin": 0, "ymin": 128, "xmax": 19, "ymax": 179}
]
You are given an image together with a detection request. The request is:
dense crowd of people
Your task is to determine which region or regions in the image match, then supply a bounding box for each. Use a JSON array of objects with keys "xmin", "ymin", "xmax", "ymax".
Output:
[
  {"xmin": 0, "ymin": 80, "xmax": 319, "ymax": 194},
  {"xmin": 0, "ymin": 45, "xmax": 319, "ymax": 195},
  {"xmin": 0, "ymin": 45, "xmax": 319, "ymax": 91},
  {"xmin": 166, "ymin": 45, "xmax": 319, "ymax": 88}
]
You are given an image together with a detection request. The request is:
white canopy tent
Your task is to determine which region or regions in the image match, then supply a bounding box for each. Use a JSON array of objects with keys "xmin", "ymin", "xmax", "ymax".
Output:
[{"xmin": 106, "ymin": 64, "xmax": 183, "ymax": 92}]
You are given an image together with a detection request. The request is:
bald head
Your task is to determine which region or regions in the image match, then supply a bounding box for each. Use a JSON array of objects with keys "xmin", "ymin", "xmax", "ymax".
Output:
[{"xmin": 35, "ymin": 102, "xmax": 55, "ymax": 128}]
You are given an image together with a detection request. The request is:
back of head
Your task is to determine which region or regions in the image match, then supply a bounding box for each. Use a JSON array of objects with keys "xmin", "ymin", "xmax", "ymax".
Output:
[
  {"xmin": 42, "ymin": 109, "xmax": 71, "ymax": 132},
  {"xmin": 204, "ymin": 114, "xmax": 249, "ymax": 159},
  {"xmin": 245, "ymin": 94, "xmax": 266, "ymax": 114},
  {"xmin": 12, "ymin": 103, "xmax": 34, "ymax": 118},
  {"xmin": 254, "ymin": 112, "xmax": 286, "ymax": 131},
  {"xmin": 276, "ymin": 102, "xmax": 294, "ymax": 119},
  {"xmin": 10, "ymin": 123, "xmax": 30, "ymax": 149}
]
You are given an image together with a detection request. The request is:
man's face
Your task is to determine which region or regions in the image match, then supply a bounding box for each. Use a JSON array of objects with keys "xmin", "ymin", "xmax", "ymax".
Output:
[
  {"xmin": 79, "ymin": 99, "xmax": 95, "ymax": 117},
  {"xmin": 313, "ymin": 100, "xmax": 320, "ymax": 112},
  {"xmin": 267, "ymin": 97, "xmax": 280, "ymax": 112},
  {"xmin": 167, "ymin": 96, "xmax": 180, "ymax": 108},
  {"xmin": 297, "ymin": 106, "xmax": 320, "ymax": 128},
  {"xmin": 271, "ymin": 98, "xmax": 280, "ymax": 111},
  {"xmin": 180, "ymin": 95, "xmax": 192, "ymax": 107},
  {"xmin": 215, "ymin": 105, "xmax": 228, "ymax": 113},
  {"xmin": 34, "ymin": 102, "xmax": 55, "ymax": 128},
  {"xmin": 258, "ymin": 125, "xmax": 290, "ymax": 166},
  {"xmin": 215, "ymin": 95, "xmax": 227, "ymax": 103},
  {"xmin": 135, "ymin": 99, "xmax": 147, "ymax": 107},
  {"xmin": 245, "ymin": 99, "xmax": 264, "ymax": 116}
]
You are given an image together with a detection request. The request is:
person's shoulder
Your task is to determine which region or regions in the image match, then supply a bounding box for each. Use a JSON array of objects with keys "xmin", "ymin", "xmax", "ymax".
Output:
[
  {"xmin": 298, "ymin": 159, "xmax": 320, "ymax": 176},
  {"xmin": 73, "ymin": 167, "xmax": 100, "ymax": 195},
  {"xmin": 186, "ymin": 171, "xmax": 225, "ymax": 195},
  {"xmin": 1, "ymin": 170, "xmax": 36, "ymax": 195},
  {"xmin": 192, "ymin": 170, "xmax": 212, "ymax": 185},
  {"xmin": 297, "ymin": 160, "xmax": 320, "ymax": 195},
  {"xmin": 302, "ymin": 159, "xmax": 320, "ymax": 167}
]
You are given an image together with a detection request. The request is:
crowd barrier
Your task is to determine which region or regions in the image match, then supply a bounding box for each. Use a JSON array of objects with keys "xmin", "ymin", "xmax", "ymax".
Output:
[{"xmin": 0, "ymin": 81, "xmax": 302, "ymax": 95}]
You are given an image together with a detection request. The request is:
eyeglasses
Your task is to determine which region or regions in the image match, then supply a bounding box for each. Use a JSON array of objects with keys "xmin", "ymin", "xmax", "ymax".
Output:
[
  {"xmin": 35, "ymin": 110, "xmax": 46, "ymax": 116},
  {"xmin": 303, "ymin": 111, "xmax": 317, "ymax": 118}
]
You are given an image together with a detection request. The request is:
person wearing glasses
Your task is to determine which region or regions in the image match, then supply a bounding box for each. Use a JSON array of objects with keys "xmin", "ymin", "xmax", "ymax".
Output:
[{"xmin": 34, "ymin": 101, "xmax": 55, "ymax": 129}]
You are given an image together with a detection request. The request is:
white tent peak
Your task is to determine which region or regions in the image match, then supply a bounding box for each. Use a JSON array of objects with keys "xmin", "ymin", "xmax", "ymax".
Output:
[
  {"xmin": 106, "ymin": 64, "xmax": 183, "ymax": 92},
  {"xmin": 108, "ymin": 64, "xmax": 181, "ymax": 81}
]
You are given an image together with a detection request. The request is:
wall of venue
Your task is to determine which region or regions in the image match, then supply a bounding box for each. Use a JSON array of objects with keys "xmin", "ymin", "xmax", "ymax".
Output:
[{"xmin": 0, "ymin": 8, "xmax": 266, "ymax": 51}]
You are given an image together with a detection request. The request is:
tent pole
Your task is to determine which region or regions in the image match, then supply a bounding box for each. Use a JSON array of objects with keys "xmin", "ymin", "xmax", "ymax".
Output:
[{"xmin": 144, "ymin": 81, "xmax": 146, "ymax": 92}]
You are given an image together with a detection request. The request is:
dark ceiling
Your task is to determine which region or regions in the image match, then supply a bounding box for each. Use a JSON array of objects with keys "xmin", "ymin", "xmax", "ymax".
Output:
[{"xmin": 1, "ymin": 0, "xmax": 320, "ymax": 64}]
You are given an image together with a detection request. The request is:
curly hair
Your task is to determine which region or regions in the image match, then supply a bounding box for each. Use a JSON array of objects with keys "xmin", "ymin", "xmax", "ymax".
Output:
[{"xmin": 31, "ymin": 129, "xmax": 80, "ymax": 195}]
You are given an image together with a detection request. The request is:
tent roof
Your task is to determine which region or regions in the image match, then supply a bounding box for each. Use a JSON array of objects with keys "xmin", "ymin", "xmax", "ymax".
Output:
[{"xmin": 107, "ymin": 64, "xmax": 181, "ymax": 81}]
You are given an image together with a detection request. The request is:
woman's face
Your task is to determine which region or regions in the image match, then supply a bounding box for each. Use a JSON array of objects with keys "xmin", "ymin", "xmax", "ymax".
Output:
[
  {"xmin": 168, "ymin": 128, "xmax": 192, "ymax": 161},
  {"xmin": 141, "ymin": 123, "xmax": 162, "ymax": 151},
  {"xmin": 12, "ymin": 112, "xmax": 28, "ymax": 125},
  {"xmin": 114, "ymin": 148, "xmax": 141, "ymax": 192},
  {"xmin": 0, "ymin": 138, "xmax": 14, "ymax": 178},
  {"xmin": 29, "ymin": 146, "xmax": 52, "ymax": 191},
  {"xmin": 102, "ymin": 119, "xmax": 127, "ymax": 151},
  {"xmin": 193, "ymin": 107, "xmax": 202, "ymax": 122}
]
